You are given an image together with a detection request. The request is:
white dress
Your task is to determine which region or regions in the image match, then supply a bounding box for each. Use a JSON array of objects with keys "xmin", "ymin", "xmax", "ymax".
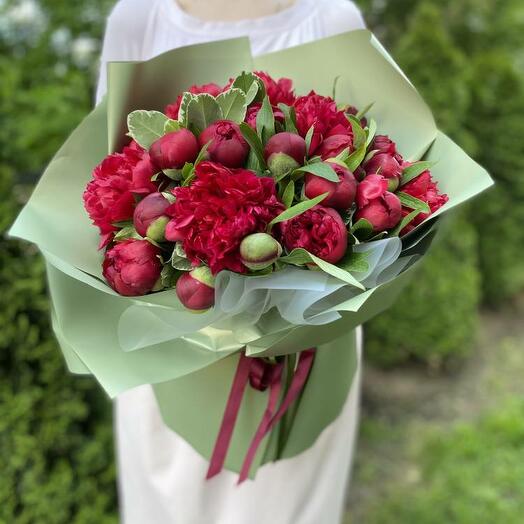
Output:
[{"xmin": 96, "ymin": 1, "xmax": 366, "ymax": 523}]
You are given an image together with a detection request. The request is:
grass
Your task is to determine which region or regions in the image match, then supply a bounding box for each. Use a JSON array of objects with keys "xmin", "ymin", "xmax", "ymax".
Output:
[{"xmin": 345, "ymin": 298, "xmax": 524, "ymax": 523}]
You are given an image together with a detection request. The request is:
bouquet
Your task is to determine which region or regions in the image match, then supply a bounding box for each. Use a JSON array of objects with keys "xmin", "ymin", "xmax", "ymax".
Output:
[{"xmin": 10, "ymin": 30, "xmax": 493, "ymax": 481}]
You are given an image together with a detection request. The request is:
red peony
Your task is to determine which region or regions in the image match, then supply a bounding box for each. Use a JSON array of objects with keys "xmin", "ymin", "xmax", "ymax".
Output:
[
  {"xmin": 293, "ymin": 91, "xmax": 352, "ymax": 154},
  {"xmin": 255, "ymin": 71, "xmax": 296, "ymax": 106},
  {"xmin": 165, "ymin": 83, "xmax": 224, "ymax": 119},
  {"xmin": 103, "ymin": 239, "xmax": 162, "ymax": 296},
  {"xmin": 278, "ymin": 205, "xmax": 347, "ymax": 264},
  {"xmin": 166, "ymin": 161, "xmax": 284, "ymax": 274},
  {"xmin": 400, "ymin": 171, "xmax": 448, "ymax": 233},
  {"xmin": 354, "ymin": 174, "xmax": 402, "ymax": 232},
  {"xmin": 84, "ymin": 141, "xmax": 156, "ymax": 248}
]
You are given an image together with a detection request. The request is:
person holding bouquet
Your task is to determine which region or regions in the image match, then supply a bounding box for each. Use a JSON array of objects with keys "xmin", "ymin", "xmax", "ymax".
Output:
[{"xmin": 97, "ymin": 1, "xmax": 366, "ymax": 523}]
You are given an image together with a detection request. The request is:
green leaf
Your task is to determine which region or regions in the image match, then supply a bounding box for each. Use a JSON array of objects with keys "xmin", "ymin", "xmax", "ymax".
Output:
[
  {"xmin": 295, "ymin": 162, "xmax": 339, "ymax": 182},
  {"xmin": 338, "ymin": 250, "xmax": 370, "ymax": 273},
  {"xmin": 232, "ymin": 72, "xmax": 265, "ymax": 105},
  {"xmin": 305, "ymin": 126, "xmax": 315, "ymax": 156},
  {"xmin": 346, "ymin": 143, "xmax": 367, "ymax": 172},
  {"xmin": 332, "ymin": 75, "xmax": 341, "ymax": 100},
  {"xmin": 114, "ymin": 225, "xmax": 142, "ymax": 242},
  {"xmin": 390, "ymin": 209, "xmax": 421, "ymax": 236},
  {"xmin": 164, "ymin": 119, "xmax": 181, "ymax": 134},
  {"xmin": 351, "ymin": 218, "xmax": 374, "ymax": 240},
  {"xmin": 174, "ymin": 242, "xmax": 186, "ymax": 258},
  {"xmin": 400, "ymin": 161, "xmax": 434, "ymax": 186},
  {"xmin": 186, "ymin": 94, "xmax": 223, "ymax": 135},
  {"xmin": 160, "ymin": 264, "xmax": 178, "ymax": 288},
  {"xmin": 281, "ymin": 179, "xmax": 295, "ymax": 208},
  {"xmin": 397, "ymin": 191, "xmax": 431, "ymax": 214},
  {"xmin": 278, "ymin": 103, "xmax": 298, "ymax": 134},
  {"xmin": 268, "ymin": 193, "xmax": 328, "ymax": 229},
  {"xmin": 127, "ymin": 110, "xmax": 169, "ymax": 149},
  {"xmin": 178, "ymin": 92, "xmax": 194, "ymax": 126},
  {"xmin": 364, "ymin": 149, "xmax": 379, "ymax": 163},
  {"xmin": 356, "ymin": 101, "xmax": 375, "ymax": 120},
  {"xmin": 216, "ymin": 88, "xmax": 247, "ymax": 122},
  {"xmin": 256, "ymin": 95, "xmax": 275, "ymax": 143},
  {"xmin": 161, "ymin": 191, "xmax": 176, "ymax": 204},
  {"xmin": 366, "ymin": 118, "xmax": 377, "ymax": 147},
  {"xmin": 280, "ymin": 248, "xmax": 364, "ymax": 289},
  {"xmin": 239, "ymin": 122, "xmax": 266, "ymax": 168},
  {"xmin": 194, "ymin": 140, "xmax": 211, "ymax": 166},
  {"xmin": 163, "ymin": 168, "xmax": 182, "ymax": 181},
  {"xmin": 347, "ymin": 115, "xmax": 367, "ymax": 149}
]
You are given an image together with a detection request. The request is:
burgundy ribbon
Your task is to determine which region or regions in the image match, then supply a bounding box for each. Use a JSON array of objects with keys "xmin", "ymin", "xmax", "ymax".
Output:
[{"xmin": 206, "ymin": 349, "xmax": 316, "ymax": 483}]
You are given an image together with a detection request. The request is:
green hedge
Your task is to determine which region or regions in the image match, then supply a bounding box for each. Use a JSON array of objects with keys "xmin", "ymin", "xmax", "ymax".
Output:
[
  {"xmin": 360, "ymin": 0, "xmax": 524, "ymax": 365},
  {"xmin": 357, "ymin": 400, "xmax": 524, "ymax": 523},
  {"xmin": 0, "ymin": 167, "xmax": 117, "ymax": 523},
  {"xmin": 365, "ymin": 213, "xmax": 480, "ymax": 368}
]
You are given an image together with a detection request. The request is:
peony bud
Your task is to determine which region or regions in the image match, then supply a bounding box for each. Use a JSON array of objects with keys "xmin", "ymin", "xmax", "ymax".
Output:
[
  {"xmin": 354, "ymin": 192, "xmax": 402, "ymax": 232},
  {"xmin": 103, "ymin": 239, "xmax": 162, "ymax": 296},
  {"xmin": 316, "ymin": 134, "xmax": 353, "ymax": 160},
  {"xmin": 371, "ymin": 135, "xmax": 397, "ymax": 156},
  {"xmin": 199, "ymin": 120, "xmax": 249, "ymax": 168},
  {"xmin": 363, "ymin": 152, "xmax": 402, "ymax": 181},
  {"xmin": 304, "ymin": 163, "xmax": 357, "ymax": 211},
  {"xmin": 264, "ymin": 132, "xmax": 306, "ymax": 164},
  {"xmin": 240, "ymin": 233, "xmax": 282, "ymax": 270},
  {"xmin": 176, "ymin": 267, "xmax": 215, "ymax": 311},
  {"xmin": 267, "ymin": 153, "xmax": 300, "ymax": 179},
  {"xmin": 133, "ymin": 192, "xmax": 171, "ymax": 241},
  {"xmin": 150, "ymin": 129, "xmax": 199, "ymax": 170}
]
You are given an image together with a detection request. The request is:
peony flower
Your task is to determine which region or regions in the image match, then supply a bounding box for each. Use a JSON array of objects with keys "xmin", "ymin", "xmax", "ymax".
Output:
[
  {"xmin": 293, "ymin": 91, "xmax": 352, "ymax": 154},
  {"xmin": 164, "ymin": 83, "xmax": 224, "ymax": 119},
  {"xmin": 317, "ymin": 134, "xmax": 353, "ymax": 160},
  {"xmin": 255, "ymin": 71, "xmax": 296, "ymax": 106},
  {"xmin": 399, "ymin": 170, "xmax": 448, "ymax": 233},
  {"xmin": 84, "ymin": 141, "xmax": 155, "ymax": 248},
  {"xmin": 176, "ymin": 267, "xmax": 215, "ymax": 311},
  {"xmin": 166, "ymin": 161, "xmax": 284, "ymax": 274},
  {"xmin": 354, "ymin": 174, "xmax": 402, "ymax": 232},
  {"xmin": 103, "ymin": 239, "xmax": 162, "ymax": 296},
  {"xmin": 133, "ymin": 192, "xmax": 171, "ymax": 241},
  {"xmin": 278, "ymin": 205, "xmax": 347, "ymax": 264},
  {"xmin": 304, "ymin": 163, "xmax": 357, "ymax": 211},
  {"xmin": 199, "ymin": 120, "xmax": 249, "ymax": 168},
  {"xmin": 149, "ymin": 129, "xmax": 199, "ymax": 170}
]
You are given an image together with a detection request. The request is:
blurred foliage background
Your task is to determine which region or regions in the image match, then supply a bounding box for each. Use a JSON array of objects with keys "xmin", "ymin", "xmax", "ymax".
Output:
[{"xmin": 0, "ymin": 0, "xmax": 523, "ymax": 522}]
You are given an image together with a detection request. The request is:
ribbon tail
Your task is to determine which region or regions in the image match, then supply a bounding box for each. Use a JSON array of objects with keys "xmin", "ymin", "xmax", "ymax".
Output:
[
  {"xmin": 206, "ymin": 352, "xmax": 252, "ymax": 480},
  {"xmin": 237, "ymin": 349, "xmax": 316, "ymax": 483},
  {"xmin": 237, "ymin": 362, "xmax": 284, "ymax": 484}
]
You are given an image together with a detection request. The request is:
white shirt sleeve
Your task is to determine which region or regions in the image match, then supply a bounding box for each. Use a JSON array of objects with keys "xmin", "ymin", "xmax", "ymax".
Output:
[
  {"xmin": 320, "ymin": 0, "xmax": 366, "ymax": 36},
  {"xmin": 95, "ymin": 0, "xmax": 152, "ymax": 104}
]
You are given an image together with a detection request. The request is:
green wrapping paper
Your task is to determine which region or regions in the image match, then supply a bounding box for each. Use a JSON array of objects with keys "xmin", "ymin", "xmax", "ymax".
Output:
[{"xmin": 9, "ymin": 30, "xmax": 493, "ymax": 477}]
